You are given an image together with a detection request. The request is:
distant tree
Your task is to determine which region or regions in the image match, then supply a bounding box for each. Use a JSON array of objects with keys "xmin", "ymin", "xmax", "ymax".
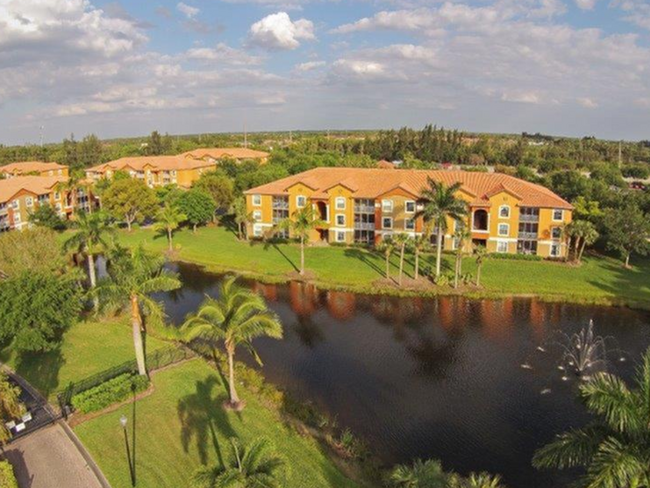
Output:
[
  {"xmin": 603, "ymin": 205, "xmax": 650, "ymax": 268},
  {"xmin": 181, "ymin": 277, "xmax": 282, "ymax": 410},
  {"xmin": 474, "ymin": 245, "xmax": 488, "ymax": 287},
  {"xmin": 95, "ymin": 245, "xmax": 180, "ymax": 375},
  {"xmin": 572, "ymin": 196, "xmax": 604, "ymax": 223},
  {"xmin": 28, "ymin": 203, "xmax": 66, "ymax": 230},
  {"xmin": 102, "ymin": 178, "xmax": 158, "ymax": 231},
  {"xmin": 146, "ymin": 131, "xmax": 164, "ymax": 156},
  {"xmin": 77, "ymin": 134, "xmax": 103, "ymax": 168},
  {"xmin": 230, "ymin": 196, "xmax": 254, "ymax": 241},
  {"xmin": 533, "ymin": 347, "xmax": 650, "ymax": 488},
  {"xmin": 177, "ymin": 189, "xmax": 217, "ymax": 233},
  {"xmin": 377, "ymin": 237, "xmax": 396, "ymax": 281},
  {"xmin": 155, "ymin": 185, "xmax": 184, "ymax": 206},
  {"xmin": 0, "ymin": 228, "xmax": 66, "ymax": 278},
  {"xmin": 193, "ymin": 172, "xmax": 235, "ymax": 213},
  {"xmin": 192, "ymin": 437, "xmax": 286, "ymax": 488},
  {"xmin": 389, "ymin": 458, "xmax": 448, "ymax": 488},
  {"xmin": 277, "ymin": 205, "xmax": 326, "ymax": 276},
  {"xmin": 393, "ymin": 233, "xmax": 411, "ymax": 287},
  {"xmin": 416, "ymin": 179, "xmax": 468, "ymax": 278},
  {"xmin": 154, "ymin": 202, "xmax": 187, "ymax": 251},
  {"xmin": 0, "ymin": 272, "xmax": 82, "ymax": 353},
  {"xmin": 548, "ymin": 170, "xmax": 592, "ymax": 202},
  {"xmin": 0, "ymin": 372, "xmax": 24, "ymax": 445}
]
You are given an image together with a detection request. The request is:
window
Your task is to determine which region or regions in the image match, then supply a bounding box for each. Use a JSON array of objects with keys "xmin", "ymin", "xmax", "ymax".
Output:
[
  {"xmin": 335, "ymin": 197, "xmax": 346, "ymax": 210},
  {"xmin": 550, "ymin": 243, "xmax": 561, "ymax": 257},
  {"xmin": 405, "ymin": 201, "xmax": 416, "ymax": 213},
  {"xmin": 25, "ymin": 197, "xmax": 33, "ymax": 208},
  {"xmin": 497, "ymin": 241, "xmax": 509, "ymax": 253},
  {"xmin": 11, "ymin": 200, "xmax": 19, "ymax": 210},
  {"xmin": 13, "ymin": 213, "xmax": 21, "ymax": 224},
  {"xmin": 405, "ymin": 219, "xmax": 416, "ymax": 231},
  {"xmin": 54, "ymin": 192, "xmax": 60, "ymax": 201},
  {"xmin": 382, "ymin": 217, "xmax": 393, "ymax": 229},
  {"xmin": 553, "ymin": 209, "xmax": 563, "ymax": 221},
  {"xmin": 296, "ymin": 195, "xmax": 307, "ymax": 208},
  {"xmin": 252, "ymin": 194, "xmax": 262, "ymax": 206},
  {"xmin": 499, "ymin": 205, "xmax": 511, "ymax": 219},
  {"xmin": 253, "ymin": 210, "xmax": 262, "ymax": 222},
  {"xmin": 498, "ymin": 223, "xmax": 509, "ymax": 236},
  {"xmin": 253, "ymin": 225, "xmax": 263, "ymax": 238},
  {"xmin": 382, "ymin": 199, "xmax": 393, "ymax": 213},
  {"xmin": 551, "ymin": 227, "xmax": 562, "ymax": 239},
  {"xmin": 336, "ymin": 214, "xmax": 345, "ymax": 227},
  {"xmin": 336, "ymin": 231, "xmax": 346, "ymax": 243}
]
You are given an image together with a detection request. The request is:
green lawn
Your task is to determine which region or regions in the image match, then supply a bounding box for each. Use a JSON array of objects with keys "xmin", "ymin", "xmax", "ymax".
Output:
[
  {"xmin": 118, "ymin": 225, "xmax": 650, "ymax": 308},
  {"xmin": 0, "ymin": 319, "xmax": 168, "ymax": 399},
  {"xmin": 74, "ymin": 359, "xmax": 359, "ymax": 488}
]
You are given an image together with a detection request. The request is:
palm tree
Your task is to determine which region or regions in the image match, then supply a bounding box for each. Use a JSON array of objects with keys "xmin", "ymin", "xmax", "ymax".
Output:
[
  {"xmin": 449, "ymin": 473, "xmax": 507, "ymax": 488},
  {"xmin": 192, "ymin": 437, "xmax": 286, "ymax": 488},
  {"xmin": 453, "ymin": 223, "xmax": 471, "ymax": 289},
  {"xmin": 533, "ymin": 347, "xmax": 650, "ymax": 487},
  {"xmin": 393, "ymin": 233, "xmax": 411, "ymax": 286},
  {"xmin": 572, "ymin": 220, "xmax": 599, "ymax": 264},
  {"xmin": 416, "ymin": 179, "xmax": 468, "ymax": 278},
  {"xmin": 154, "ymin": 202, "xmax": 187, "ymax": 252},
  {"xmin": 474, "ymin": 245, "xmax": 488, "ymax": 287},
  {"xmin": 231, "ymin": 196, "xmax": 254, "ymax": 241},
  {"xmin": 277, "ymin": 205, "xmax": 326, "ymax": 276},
  {"xmin": 95, "ymin": 245, "xmax": 180, "ymax": 376},
  {"xmin": 389, "ymin": 459, "xmax": 449, "ymax": 488},
  {"xmin": 412, "ymin": 234, "xmax": 430, "ymax": 281},
  {"xmin": 64, "ymin": 210, "xmax": 115, "ymax": 309},
  {"xmin": 180, "ymin": 277, "xmax": 283, "ymax": 410},
  {"xmin": 0, "ymin": 372, "xmax": 24, "ymax": 445},
  {"xmin": 377, "ymin": 237, "xmax": 396, "ymax": 281}
]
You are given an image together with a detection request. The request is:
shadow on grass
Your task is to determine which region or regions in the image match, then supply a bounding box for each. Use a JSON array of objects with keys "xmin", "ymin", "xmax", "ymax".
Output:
[
  {"xmin": 585, "ymin": 255, "xmax": 650, "ymax": 306},
  {"xmin": 256, "ymin": 240, "xmax": 299, "ymax": 273},
  {"xmin": 4, "ymin": 346, "xmax": 66, "ymax": 399},
  {"xmin": 177, "ymin": 375, "xmax": 236, "ymax": 467},
  {"xmin": 343, "ymin": 249, "xmax": 384, "ymax": 278}
]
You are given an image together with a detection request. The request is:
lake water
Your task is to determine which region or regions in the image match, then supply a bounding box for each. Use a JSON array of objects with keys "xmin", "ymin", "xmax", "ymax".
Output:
[{"xmin": 157, "ymin": 262, "xmax": 650, "ymax": 488}]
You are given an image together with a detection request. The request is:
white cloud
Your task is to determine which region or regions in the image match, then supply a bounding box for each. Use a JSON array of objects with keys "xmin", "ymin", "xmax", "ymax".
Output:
[
  {"xmin": 177, "ymin": 2, "xmax": 199, "ymax": 19},
  {"xmin": 186, "ymin": 43, "xmax": 262, "ymax": 65},
  {"xmin": 577, "ymin": 97, "xmax": 598, "ymax": 108},
  {"xmin": 575, "ymin": 0, "xmax": 597, "ymax": 10},
  {"xmin": 248, "ymin": 12, "xmax": 315, "ymax": 50},
  {"xmin": 295, "ymin": 60, "xmax": 327, "ymax": 71},
  {"xmin": 612, "ymin": 0, "xmax": 650, "ymax": 31}
]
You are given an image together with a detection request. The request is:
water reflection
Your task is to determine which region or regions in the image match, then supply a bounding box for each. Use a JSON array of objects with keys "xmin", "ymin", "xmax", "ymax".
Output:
[{"xmin": 154, "ymin": 262, "xmax": 650, "ymax": 488}]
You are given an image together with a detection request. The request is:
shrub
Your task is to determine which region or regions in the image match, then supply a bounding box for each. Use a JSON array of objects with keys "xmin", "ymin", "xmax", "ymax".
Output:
[
  {"xmin": 489, "ymin": 253, "xmax": 544, "ymax": 262},
  {"xmin": 0, "ymin": 461, "xmax": 18, "ymax": 488},
  {"xmin": 71, "ymin": 373, "xmax": 149, "ymax": 414}
]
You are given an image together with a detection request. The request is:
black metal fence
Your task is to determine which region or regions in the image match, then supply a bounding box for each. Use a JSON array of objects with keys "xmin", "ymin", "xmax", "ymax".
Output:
[{"xmin": 57, "ymin": 345, "xmax": 195, "ymax": 414}]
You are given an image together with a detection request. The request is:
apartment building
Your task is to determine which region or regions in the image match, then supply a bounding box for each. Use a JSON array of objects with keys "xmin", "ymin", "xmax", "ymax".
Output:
[
  {"xmin": 244, "ymin": 167, "xmax": 573, "ymax": 258},
  {"xmin": 182, "ymin": 147, "xmax": 269, "ymax": 164},
  {"xmin": 0, "ymin": 176, "xmax": 76, "ymax": 231},
  {"xmin": 0, "ymin": 161, "xmax": 69, "ymax": 178},
  {"xmin": 85, "ymin": 156, "xmax": 217, "ymax": 188}
]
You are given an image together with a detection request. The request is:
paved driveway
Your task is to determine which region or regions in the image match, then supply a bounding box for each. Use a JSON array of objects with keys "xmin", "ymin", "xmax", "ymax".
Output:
[{"xmin": 2, "ymin": 423, "xmax": 106, "ymax": 488}]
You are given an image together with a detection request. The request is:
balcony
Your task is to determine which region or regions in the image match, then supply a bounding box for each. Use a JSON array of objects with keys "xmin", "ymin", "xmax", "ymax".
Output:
[
  {"xmin": 354, "ymin": 222, "xmax": 375, "ymax": 231},
  {"xmin": 354, "ymin": 205, "xmax": 375, "ymax": 214},
  {"xmin": 272, "ymin": 201, "xmax": 289, "ymax": 210},
  {"xmin": 519, "ymin": 214, "xmax": 539, "ymax": 223},
  {"xmin": 518, "ymin": 232, "xmax": 538, "ymax": 240}
]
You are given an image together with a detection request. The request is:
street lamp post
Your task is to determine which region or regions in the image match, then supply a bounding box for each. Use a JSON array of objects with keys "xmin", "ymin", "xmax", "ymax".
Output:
[{"xmin": 120, "ymin": 415, "xmax": 136, "ymax": 487}]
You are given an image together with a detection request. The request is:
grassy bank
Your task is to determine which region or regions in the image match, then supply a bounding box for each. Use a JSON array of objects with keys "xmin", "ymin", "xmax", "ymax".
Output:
[
  {"xmin": 74, "ymin": 358, "xmax": 360, "ymax": 488},
  {"xmin": 0, "ymin": 318, "xmax": 168, "ymax": 400},
  {"xmin": 118, "ymin": 225, "xmax": 650, "ymax": 309}
]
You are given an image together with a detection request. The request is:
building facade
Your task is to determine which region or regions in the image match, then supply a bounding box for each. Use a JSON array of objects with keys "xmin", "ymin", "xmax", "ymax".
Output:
[
  {"xmin": 0, "ymin": 161, "xmax": 69, "ymax": 179},
  {"xmin": 244, "ymin": 167, "xmax": 573, "ymax": 258},
  {"xmin": 182, "ymin": 147, "xmax": 270, "ymax": 164}
]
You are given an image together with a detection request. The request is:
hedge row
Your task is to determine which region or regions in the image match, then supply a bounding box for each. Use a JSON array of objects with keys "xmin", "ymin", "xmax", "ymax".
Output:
[
  {"xmin": 0, "ymin": 461, "xmax": 18, "ymax": 488},
  {"xmin": 71, "ymin": 373, "xmax": 149, "ymax": 414},
  {"xmin": 489, "ymin": 253, "xmax": 544, "ymax": 262}
]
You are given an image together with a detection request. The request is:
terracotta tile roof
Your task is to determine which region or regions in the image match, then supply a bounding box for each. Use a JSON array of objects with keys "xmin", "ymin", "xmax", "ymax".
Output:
[
  {"xmin": 182, "ymin": 148, "xmax": 270, "ymax": 160},
  {"xmin": 244, "ymin": 167, "xmax": 573, "ymax": 209},
  {"xmin": 0, "ymin": 176, "xmax": 66, "ymax": 203},
  {"xmin": 86, "ymin": 156, "xmax": 216, "ymax": 174},
  {"xmin": 0, "ymin": 161, "xmax": 67, "ymax": 174}
]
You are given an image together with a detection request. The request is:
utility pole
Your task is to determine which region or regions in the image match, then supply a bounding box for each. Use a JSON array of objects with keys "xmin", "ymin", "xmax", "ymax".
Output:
[
  {"xmin": 39, "ymin": 125, "xmax": 44, "ymax": 147},
  {"xmin": 618, "ymin": 140, "xmax": 622, "ymax": 168},
  {"xmin": 244, "ymin": 122, "xmax": 248, "ymax": 148}
]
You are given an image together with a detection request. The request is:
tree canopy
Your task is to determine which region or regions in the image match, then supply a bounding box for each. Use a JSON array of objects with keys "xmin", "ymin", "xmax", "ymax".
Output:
[{"xmin": 102, "ymin": 178, "xmax": 158, "ymax": 231}]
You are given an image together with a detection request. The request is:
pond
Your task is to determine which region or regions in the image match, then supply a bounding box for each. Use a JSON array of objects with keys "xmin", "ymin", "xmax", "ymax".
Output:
[{"xmin": 157, "ymin": 262, "xmax": 650, "ymax": 488}]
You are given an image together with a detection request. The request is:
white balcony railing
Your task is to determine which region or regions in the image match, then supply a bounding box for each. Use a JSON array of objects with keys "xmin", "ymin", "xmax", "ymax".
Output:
[
  {"xmin": 354, "ymin": 205, "xmax": 375, "ymax": 214},
  {"xmin": 519, "ymin": 214, "xmax": 540, "ymax": 223},
  {"xmin": 354, "ymin": 223, "xmax": 376, "ymax": 231},
  {"xmin": 518, "ymin": 232, "xmax": 538, "ymax": 240}
]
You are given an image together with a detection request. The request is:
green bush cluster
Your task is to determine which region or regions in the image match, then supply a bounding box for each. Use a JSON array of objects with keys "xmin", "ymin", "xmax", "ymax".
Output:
[
  {"xmin": 71, "ymin": 373, "xmax": 149, "ymax": 414},
  {"xmin": 0, "ymin": 461, "xmax": 18, "ymax": 488},
  {"xmin": 489, "ymin": 253, "xmax": 544, "ymax": 262}
]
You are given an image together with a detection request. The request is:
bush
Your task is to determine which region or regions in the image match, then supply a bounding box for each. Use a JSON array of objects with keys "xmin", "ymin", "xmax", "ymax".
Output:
[
  {"xmin": 71, "ymin": 373, "xmax": 149, "ymax": 414},
  {"xmin": 489, "ymin": 253, "xmax": 544, "ymax": 262},
  {"xmin": 0, "ymin": 461, "xmax": 18, "ymax": 488}
]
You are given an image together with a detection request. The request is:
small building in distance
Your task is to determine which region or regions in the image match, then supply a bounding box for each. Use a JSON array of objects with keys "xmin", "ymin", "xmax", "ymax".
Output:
[
  {"xmin": 182, "ymin": 148, "xmax": 270, "ymax": 164},
  {"xmin": 0, "ymin": 161, "xmax": 69, "ymax": 179}
]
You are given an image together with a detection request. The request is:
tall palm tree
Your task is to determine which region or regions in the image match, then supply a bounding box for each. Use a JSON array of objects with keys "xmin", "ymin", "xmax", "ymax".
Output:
[
  {"xmin": 95, "ymin": 245, "xmax": 180, "ymax": 376},
  {"xmin": 64, "ymin": 210, "xmax": 115, "ymax": 309},
  {"xmin": 416, "ymin": 179, "xmax": 468, "ymax": 278},
  {"xmin": 277, "ymin": 205, "xmax": 326, "ymax": 276},
  {"xmin": 453, "ymin": 223, "xmax": 471, "ymax": 289},
  {"xmin": 0, "ymin": 372, "xmax": 24, "ymax": 445},
  {"xmin": 449, "ymin": 473, "xmax": 507, "ymax": 488},
  {"xmin": 389, "ymin": 458, "xmax": 449, "ymax": 488},
  {"xmin": 154, "ymin": 202, "xmax": 187, "ymax": 252},
  {"xmin": 377, "ymin": 237, "xmax": 396, "ymax": 281},
  {"xmin": 231, "ymin": 196, "xmax": 254, "ymax": 241},
  {"xmin": 180, "ymin": 277, "xmax": 283, "ymax": 410},
  {"xmin": 393, "ymin": 233, "xmax": 411, "ymax": 286},
  {"xmin": 568, "ymin": 220, "xmax": 599, "ymax": 264},
  {"xmin": 192, "ymin": 437, "xmax": 286, "ymax": 488},
  {"xmin": 474, "ymin": 245, "xmax": 488, "ymax": 287},
  {"xmin": 412, "ymin": 234, "xmax": 430, "ymax": 281},
  {"xmin": 533, "ymin": 347, "xmax": 650, "ymax": 487}
]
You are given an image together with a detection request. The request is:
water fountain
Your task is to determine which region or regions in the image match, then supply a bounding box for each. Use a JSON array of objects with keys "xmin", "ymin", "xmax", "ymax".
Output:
[{"xmin": 557, "ymin": 319, "xmax": 611, "ymax": 381}]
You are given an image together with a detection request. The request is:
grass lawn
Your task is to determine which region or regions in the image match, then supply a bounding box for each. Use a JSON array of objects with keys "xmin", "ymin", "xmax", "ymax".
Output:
[
  {"xmin": 0, "ymin": 318, "xmax": 168, "ymax": 400},
  {"xmin": 118, "ymin": 225, "xmax": 650, "ymax": 308},
  {"xmin": 74, "ymin": 358, "xmax": 360, "ymax": 488}
]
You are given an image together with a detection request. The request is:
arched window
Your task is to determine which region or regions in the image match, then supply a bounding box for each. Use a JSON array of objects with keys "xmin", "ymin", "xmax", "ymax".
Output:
[{"xmin": 499, "ymin": 205, "xmax": 511, "ymax": 219}]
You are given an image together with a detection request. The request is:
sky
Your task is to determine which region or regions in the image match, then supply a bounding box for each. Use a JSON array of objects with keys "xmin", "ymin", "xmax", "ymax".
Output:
[{"xmin": 1, "ymin": 0, "xmax": 650, "ymax": 145}]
